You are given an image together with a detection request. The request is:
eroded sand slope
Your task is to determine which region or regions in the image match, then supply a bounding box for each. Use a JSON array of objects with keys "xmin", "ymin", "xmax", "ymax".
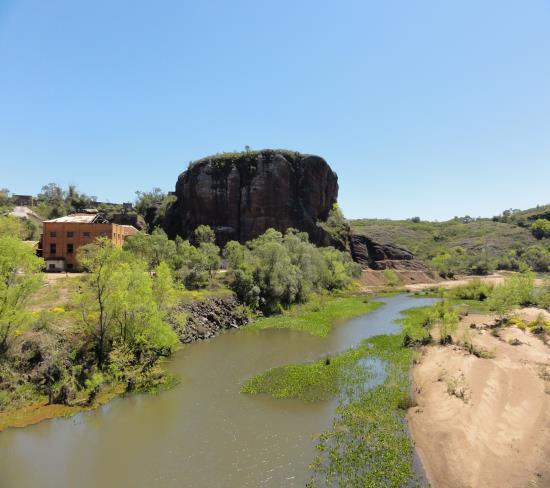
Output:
[{"xmin": 409, "ymin": 310, "xmax": 550, "ymax": 488}]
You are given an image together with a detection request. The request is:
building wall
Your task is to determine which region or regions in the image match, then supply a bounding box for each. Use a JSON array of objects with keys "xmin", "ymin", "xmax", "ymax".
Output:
[{"xmin": 42, "ymin": 222, "xmax": 138, "ymax": 271}]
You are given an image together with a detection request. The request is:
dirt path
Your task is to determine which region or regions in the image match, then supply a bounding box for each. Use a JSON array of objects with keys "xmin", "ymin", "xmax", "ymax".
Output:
[{"xmin": 408, "ymin": 310, "xmax": 550, "ymax": 488}]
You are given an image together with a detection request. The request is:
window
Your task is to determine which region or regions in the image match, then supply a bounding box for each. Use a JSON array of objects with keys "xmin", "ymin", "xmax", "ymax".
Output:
[
  {"xmin": 67, "ymin": 263, "xmax": 74, "ymax": 270},
  {"xmin": 67, "ymin": 243, "xmax": 74, "ymax": 255},
  {"xmin": 48, "ymin": 264, "xmax": 55, "ymax": 270},
  {"xmin": 50, "ymin": 231, "xmax": 56, "ymax": 238},
  {"xmin": 50, "ymin": 243, "xmax": 56, "ymax": 254},
  {"xmin": 67, "ymin": 231, "xmax": 74, "ymax": 238},
  {"xmin": 83, "ymin": 232, "xmax": 90, "ymax": 237}
]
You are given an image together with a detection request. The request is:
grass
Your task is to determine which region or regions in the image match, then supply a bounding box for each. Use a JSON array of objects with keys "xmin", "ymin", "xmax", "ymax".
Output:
[{"xmin": 247, "ymin": 295, "xmax": 383, "ymax": 337}]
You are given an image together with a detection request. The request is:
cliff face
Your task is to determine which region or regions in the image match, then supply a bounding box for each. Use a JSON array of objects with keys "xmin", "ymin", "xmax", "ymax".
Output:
[
  {"xmin": 163, "ymin": 149, "xmax": 428, "ymax": 271},
  {"xmin": 164, "ymin": 150, "xmax": 338, "ymax": 246}
]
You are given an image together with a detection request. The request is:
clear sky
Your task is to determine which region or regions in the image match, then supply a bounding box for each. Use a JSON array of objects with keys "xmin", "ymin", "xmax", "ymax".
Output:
[{"xmin": 1, "ymin": 0, "xmax": 549, "ymax": 220}]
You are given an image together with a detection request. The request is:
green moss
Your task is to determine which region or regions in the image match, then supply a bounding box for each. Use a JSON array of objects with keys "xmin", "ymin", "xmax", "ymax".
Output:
[{"xmin": 247, "ymin": 295, "xmax": 383, "ymax": 337}]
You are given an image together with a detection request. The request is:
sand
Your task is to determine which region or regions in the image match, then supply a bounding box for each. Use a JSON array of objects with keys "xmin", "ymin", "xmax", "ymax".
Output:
[{"xmin": 408, "ymin": 310, "xmax": 550, "ymax": 488}]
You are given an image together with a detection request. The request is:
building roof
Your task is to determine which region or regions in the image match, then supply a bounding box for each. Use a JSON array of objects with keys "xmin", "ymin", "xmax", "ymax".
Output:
[{"xmin": 44, "ymin": 213, "xmax": 101, "ymax": 224}]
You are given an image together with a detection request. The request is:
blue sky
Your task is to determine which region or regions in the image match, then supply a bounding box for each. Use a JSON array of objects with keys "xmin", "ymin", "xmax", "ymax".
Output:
[{"xmin": 1, "ymin": 0, "xmax": 549, "ymax": 220}]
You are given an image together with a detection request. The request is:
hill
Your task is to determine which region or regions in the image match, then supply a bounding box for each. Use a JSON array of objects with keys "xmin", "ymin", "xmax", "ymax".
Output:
[{"xmin": 351, "ymin": 208, "xmax": 550, "ymax": 276}]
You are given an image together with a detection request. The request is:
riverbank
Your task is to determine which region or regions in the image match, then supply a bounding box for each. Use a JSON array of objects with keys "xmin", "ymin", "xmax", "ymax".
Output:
[
  {"xmin": 0, "ymin": 291, "xmax": 381, "ymax": 433},
  {"xmin": 409, "ymin": 308, "xmax": 550, "ymax": 487}
]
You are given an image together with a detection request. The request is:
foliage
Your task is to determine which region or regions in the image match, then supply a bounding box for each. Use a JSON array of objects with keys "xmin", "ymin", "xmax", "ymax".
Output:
[
  {"xmin": 0, "ymin": 236, "xmax": 43, "ymax": 352},
  {"xmin": 244, "ymin": 317, "xmax": 422, "ymax": 487},
  {"xmin": 351, "ymin": 215, "xmax": 541, "ymax": 276},
  {"xmin": 134, "ymin": 187, "xmax": 166, "ymax": 216},
  {"xmin": 123, "ymin": 229, "xmax": 176, "ymax": 270},
  {"xmin": 35, "ymin": 183, "xmax": 96, "ymax": 218},
  {"xmin": 248, "ymin": 295, "xmax": 382, "ymax": 337},
  {"xmin": 447, "ymin": 278, "xmax": 493, "ymax": 301},
  {"xmin": 487, "ymin": 273, "xmax": 535, "ymax": 319},
  {"xmin": 76, "ymin": 239, "xmax": 178, "ymax": 370},
  {"xmin": 531, "ymin": 219, "xmax": 550, "ymax": 239},
  {"xmin": 225, "ymin": 229, "xmax": 360, "ymax": 314},
  {"xmin": 193, "ymin": 224, "xmax": 216, "ymax": 245},
  {"xmin": 383, "ymin": 269, "xmax": 400, "ymax": 287},
  {"xmin": 317, "ymin": 203, "xmax": 350, "ymax": 245}
]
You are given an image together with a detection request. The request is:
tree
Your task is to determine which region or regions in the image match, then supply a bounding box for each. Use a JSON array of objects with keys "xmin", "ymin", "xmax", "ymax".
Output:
[
  {"xmin": 123, "ymin": 229, "xmax": 177, "ymax": 270},
  {"xmin": 531, "ymin": 219, "xmax": 550, "ymax": 240},
  {"xmin": 0, "ymin": 216, "xmax": 22, "ymax": 238},
  {"xmin": 77, "ymin": 239, "xmax": 124, "ymax": 366},
  {"xmin": 199, "ymin": 242, "xmax": 221, "ymax": 281},
  {"xmin": 224, "ymin": 228, "xmax": 358, "ymax": 314},
  {"xmin": 153, "ymin": 262, "xmax": 178, "ymax": 313},
  {"xmin": 193, "ymin": 225, "xmax": 216, "ymax": 245},
  {"xmin": 77, "ymin": 239, "xmax": 178, "ymax": 368},
  {"xmin": 0, "ymin": 188, "xmax": 10, "ymax": 206},
  {"xmin": 0, "ymin": 236, "xmax": 43, "ymax": 352},
  {"xmin": 134, "ymin": 188, "xmax": 166, "ymax": 216},
  {"xmin": 318, "ymin": 203, "xmax": 349, "ymax": 244}
]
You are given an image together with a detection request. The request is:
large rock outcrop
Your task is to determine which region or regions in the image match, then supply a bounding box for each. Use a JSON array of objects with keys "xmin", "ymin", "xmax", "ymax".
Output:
[
  {"xmin": 162, "ymin": 148, "xmax": 428, "ymax": 271},
  {"xmin": 164, "ymin": 150, "xmax": 338, "ymax": 246}
]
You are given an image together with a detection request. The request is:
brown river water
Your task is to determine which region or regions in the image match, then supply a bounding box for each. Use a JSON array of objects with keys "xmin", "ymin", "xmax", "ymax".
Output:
[{"xmin": 0, "ymin": 295, "xmax": 437, "ymax": 488}]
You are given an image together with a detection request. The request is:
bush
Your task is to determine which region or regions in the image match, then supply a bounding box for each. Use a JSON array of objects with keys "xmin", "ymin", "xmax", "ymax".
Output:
[
  {"xmin": 448, "ymin": 279, "xmax": 493, "ymax": 301},
  {"xmin": 225, "ymin": 229, "xmax": 358, "ymax": 314},
  {"xmin": 531, "ymin": 219, "xmax": 550, "ymax": 239}
]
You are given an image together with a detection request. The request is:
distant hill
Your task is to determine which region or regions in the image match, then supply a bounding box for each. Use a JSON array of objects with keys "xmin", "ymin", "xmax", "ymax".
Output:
[{"xmin": 351, "ymin": 205, "xmax": 550, "ymax": 276}]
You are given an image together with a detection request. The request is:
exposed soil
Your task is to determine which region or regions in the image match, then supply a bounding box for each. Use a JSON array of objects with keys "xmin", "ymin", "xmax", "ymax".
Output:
[{"xmin": 408, "ymin": 309, "xmax": 550, "ymax": 488}]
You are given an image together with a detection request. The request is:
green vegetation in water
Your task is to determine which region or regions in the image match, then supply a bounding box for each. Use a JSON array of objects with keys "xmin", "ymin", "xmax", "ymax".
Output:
[
  {"xmin": 241, "ymin": 343, "xmax": 380, "ymax": 402},
  {"xmin": 308, "ymin": 333, "xmax": 420, "ymax": 488},
  {"xmin": 247, "ymin": 295, "xmax": 382, "ymax": 337},
  {"xmin": 242, "ymin": 321, "xmax": 423, "ymax": 487}
]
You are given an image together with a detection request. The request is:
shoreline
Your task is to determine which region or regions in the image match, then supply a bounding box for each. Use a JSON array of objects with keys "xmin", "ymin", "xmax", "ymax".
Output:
[{"xmin": 408, "ymin": 308, "xmax": 550, "ymax": 487}]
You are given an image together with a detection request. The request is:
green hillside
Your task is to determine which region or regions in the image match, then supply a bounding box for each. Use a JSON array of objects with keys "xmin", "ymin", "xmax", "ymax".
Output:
[{"xmin": 351, "ymin": 207, "xmax": 550, "ymax": 276}]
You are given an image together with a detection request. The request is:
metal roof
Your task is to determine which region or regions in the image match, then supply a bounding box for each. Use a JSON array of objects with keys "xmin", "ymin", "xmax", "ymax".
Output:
[{"xmin": 44, "ymin": 214, "xmax": 101, "ymax": 224}]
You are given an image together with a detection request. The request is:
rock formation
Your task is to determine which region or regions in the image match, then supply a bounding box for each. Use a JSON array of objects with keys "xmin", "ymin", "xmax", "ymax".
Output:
[
  {"xmin": 163, "ymin": 149, "xmax": 427, "ymax": 271},
  {"xmin": 348, "ymin": 233, "xmax": 420, "ymax": 270},
  {"xmin": 163, "ymin": 150, "xmax": 338, "ymax": 246}
]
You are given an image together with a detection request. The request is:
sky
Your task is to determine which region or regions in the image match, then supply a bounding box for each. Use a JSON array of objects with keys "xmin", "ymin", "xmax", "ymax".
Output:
[{"xmin": 1, "ymin": 0, "xmax": 549, "ymax": 221}]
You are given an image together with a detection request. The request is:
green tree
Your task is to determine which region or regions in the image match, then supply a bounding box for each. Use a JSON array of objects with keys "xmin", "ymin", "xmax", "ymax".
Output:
[
  {"xmin": 123, "ymin": 229, "xmax": 176, "ymax": 270},
  {"xmin": 0, "ymin": 216, "xmax": 22, "ymax": 238},
  {"xmin": 531, "ymin": 219, "xmax": 550, "ymax": 240},
  {"xmin": 78, "ymin": 239, "xmax": 178, "ymax": 368},
  {"xmin": 153, "ymin": 261, "xmax": 178, "ymax": 313},
  {"xmin": 0, "ymin": 236, "xmax": 43, "ymax": 352},
  {"xmin": 134, "ymin": 188, "xmax": 166, "ymax": 216},
  {"xmin": 193, "ymin": 225, "xmax": 216, "ymax": 245}
]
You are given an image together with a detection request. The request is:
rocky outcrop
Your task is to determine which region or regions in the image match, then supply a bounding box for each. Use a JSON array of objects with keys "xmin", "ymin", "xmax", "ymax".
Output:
[
  {"xmin": 164, "ymin": 150, "xmax": 338, "ymax": 246},
  {"xmin": 163, "ymin": 148, "xmax": 425, "ymax": 271},
  {"xmin": 171, "ymin": 297, "xmax": 250, "ymax": 343},
  {"xmin": 348, "ymin": 233, "xmax": 429, "ymax": 271}
]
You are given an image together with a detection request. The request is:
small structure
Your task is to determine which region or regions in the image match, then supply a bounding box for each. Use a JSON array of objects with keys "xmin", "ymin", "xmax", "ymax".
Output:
[
  {"xmin": 41, "ymin": 213, "xmax": 138, "ymax": 272},
  {"xmin": 12, "ymin": 194, "xmax": 36, "ymax": 206}
]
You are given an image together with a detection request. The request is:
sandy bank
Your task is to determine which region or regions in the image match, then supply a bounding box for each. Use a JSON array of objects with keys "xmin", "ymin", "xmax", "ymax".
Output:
[{"xmin": 408, "ymin": 310, "xmax": 550, "ymax": 488}]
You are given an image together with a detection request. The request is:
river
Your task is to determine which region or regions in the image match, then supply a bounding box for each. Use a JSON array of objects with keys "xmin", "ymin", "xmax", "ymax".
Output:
[{"xmin": 0, "ymin": 294, "xmax": 437, "ymax": 488}]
